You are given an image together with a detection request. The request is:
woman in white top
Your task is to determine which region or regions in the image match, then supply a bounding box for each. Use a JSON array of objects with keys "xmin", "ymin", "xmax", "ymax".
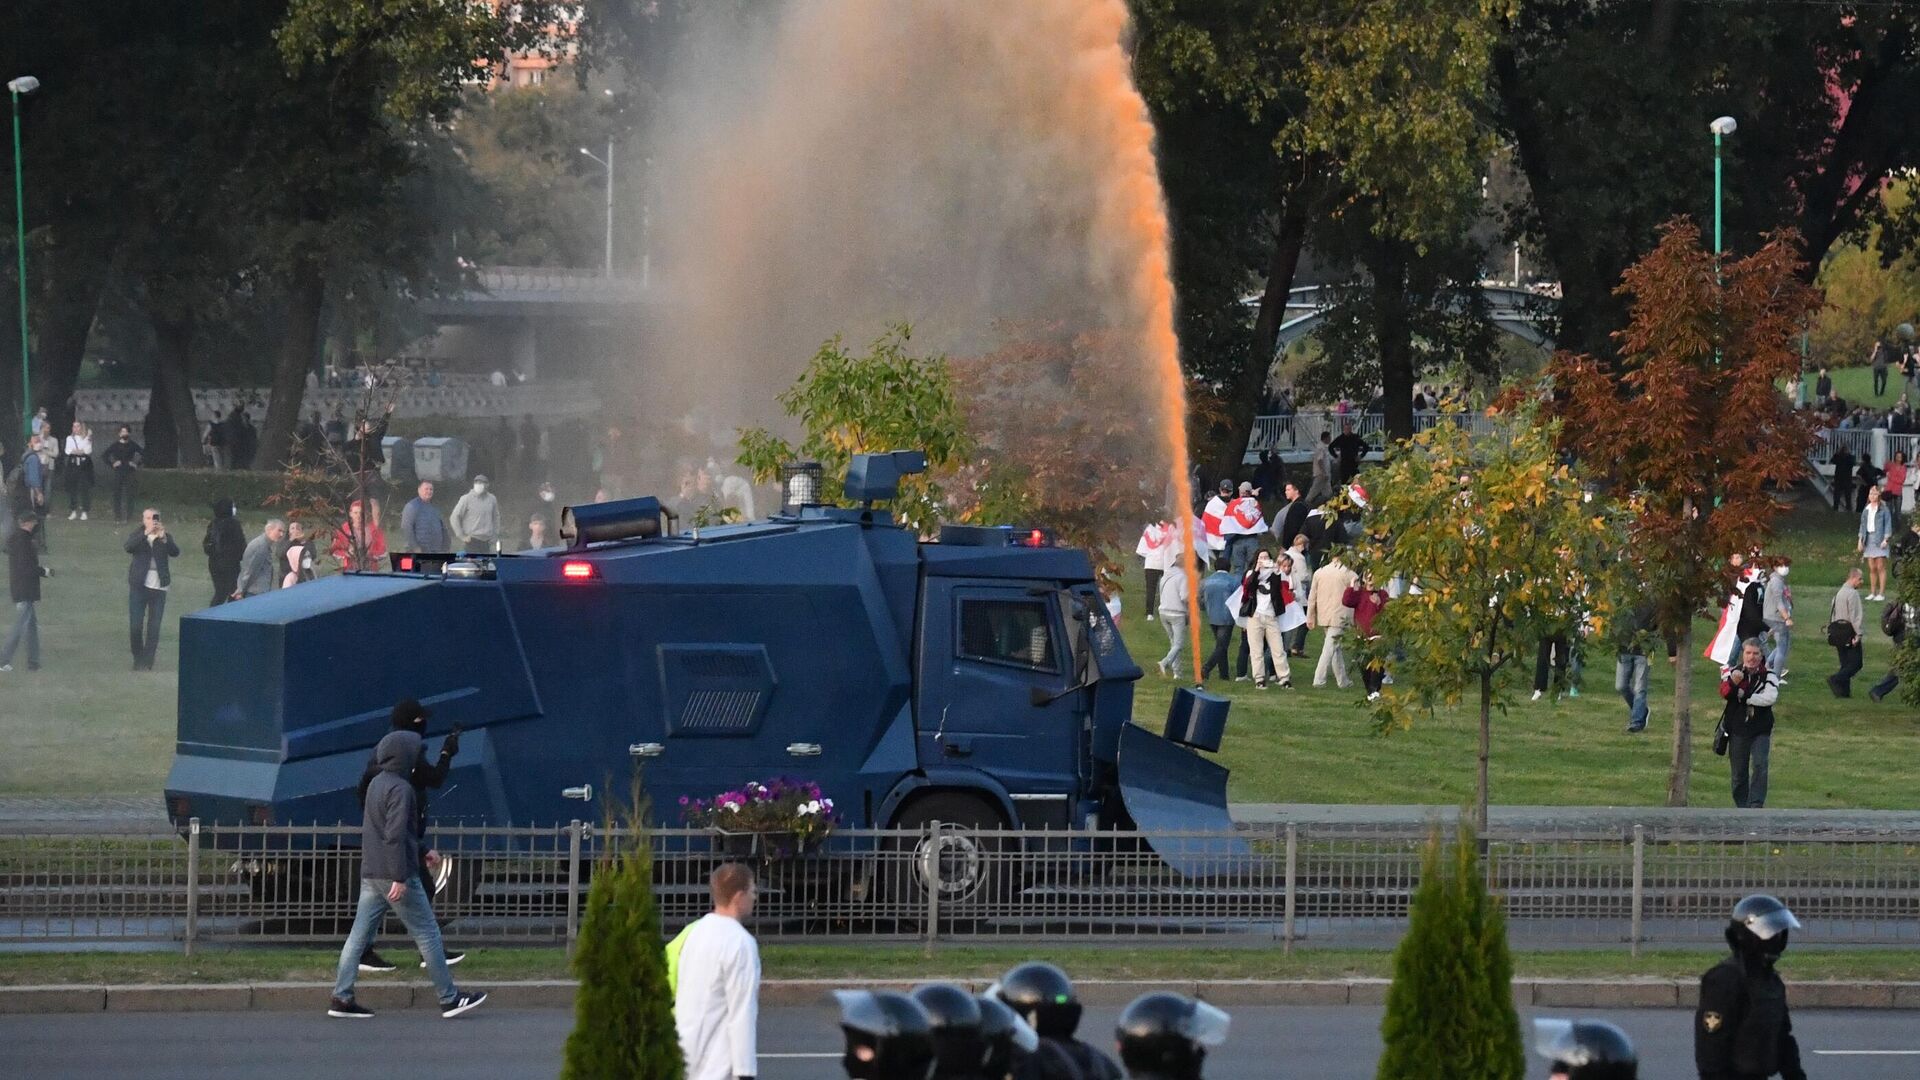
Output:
[
  {"xmin": 1859, "ymin": 484, "xmax": 1894, "ymax": 600},
  {"xmin": 62, "ymin": 422, "xmax": 94, "ymax": 520}
]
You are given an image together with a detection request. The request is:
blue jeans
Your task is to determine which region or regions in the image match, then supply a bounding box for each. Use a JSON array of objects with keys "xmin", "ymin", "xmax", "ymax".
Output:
[
  {"xmin": 1615, "ymin": 654, "xmax": 1649, "ymax": 729},
  {"xmin": 0, "ymin": 601, "xmax": 38, "ymax": 668},
  {"xmin": 332, "ymin": 876, "xmax": 458, "ymax": 1005}
]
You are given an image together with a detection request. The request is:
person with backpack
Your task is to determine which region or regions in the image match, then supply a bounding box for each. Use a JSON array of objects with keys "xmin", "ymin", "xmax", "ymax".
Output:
[{"xmin": 1869, "ymin": 601, "xmax": 1909, "ymax": 703}]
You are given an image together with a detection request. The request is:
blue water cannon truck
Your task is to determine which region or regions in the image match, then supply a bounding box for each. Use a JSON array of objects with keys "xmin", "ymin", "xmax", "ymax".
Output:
[{"xmin": 165, "ymin": 451, "xmax": 1239, "ymax": 893}]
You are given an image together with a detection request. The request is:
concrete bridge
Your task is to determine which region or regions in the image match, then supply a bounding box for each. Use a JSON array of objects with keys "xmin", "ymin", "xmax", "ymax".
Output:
[{"xmin": 1271, "ymin": 282, "xmax": 1557, "ymax": 350}]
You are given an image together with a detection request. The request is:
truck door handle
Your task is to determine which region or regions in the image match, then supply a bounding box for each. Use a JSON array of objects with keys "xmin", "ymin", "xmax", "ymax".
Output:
[
  {"xmin": 561, "ymin": 784, "xmax": 594, "ymax": 801},
  {"xmin": 787, "ymin": 742, "xmax": 822, "ymax": 757},
  {"xmin": 942, "ymin": 739, "xmax": 973, "ymax": 758},
  {"xmin": 629, "ymin": 743, "xmax": 664, "ymax": 758}
]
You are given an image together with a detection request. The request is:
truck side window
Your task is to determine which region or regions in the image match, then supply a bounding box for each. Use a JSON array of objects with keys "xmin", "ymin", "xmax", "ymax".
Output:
[{"xmin": 958, "ymin": 599, "xmax": 1058, "ymax": 673}]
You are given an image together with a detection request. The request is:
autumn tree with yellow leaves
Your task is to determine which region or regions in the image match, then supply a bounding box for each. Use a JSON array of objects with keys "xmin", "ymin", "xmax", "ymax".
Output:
[{"xmin": 1349, "ymin": 414, "xmax": 1628, "ymax": 830}]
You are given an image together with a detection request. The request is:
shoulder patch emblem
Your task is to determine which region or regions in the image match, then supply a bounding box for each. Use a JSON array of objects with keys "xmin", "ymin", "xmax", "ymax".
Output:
[{"xmin": 1702, "ymin": 1011, "xmax": 1723, "ymax": 1033}]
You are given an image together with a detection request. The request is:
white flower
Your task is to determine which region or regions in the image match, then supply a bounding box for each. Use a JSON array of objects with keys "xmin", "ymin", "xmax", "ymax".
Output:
[
  {"xmin": 796, "ymin": 804, "xmax": 814, "ymax": 817},
  {"xmin": 724, "ymin": 802, "xmax": 739, "ymax": 813}
]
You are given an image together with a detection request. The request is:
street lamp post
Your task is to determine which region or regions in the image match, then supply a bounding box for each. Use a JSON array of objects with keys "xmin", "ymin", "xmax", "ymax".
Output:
[
  {"xmin": 1709, "ymin": 115, "xmax": 1736, "ymax": 367},
  {"xmin": 579, "ymin": 142, "xmax": 614, "ymax": 277},
  {"xmin": 8, "ymin": 75, "xmax": 37, "ymax": 441}
]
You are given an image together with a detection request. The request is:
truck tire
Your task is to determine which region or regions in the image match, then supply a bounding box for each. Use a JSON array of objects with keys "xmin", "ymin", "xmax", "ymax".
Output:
[{"xmin": 890, "ymin": 793, "xmax": 1009, "ymax": 916}]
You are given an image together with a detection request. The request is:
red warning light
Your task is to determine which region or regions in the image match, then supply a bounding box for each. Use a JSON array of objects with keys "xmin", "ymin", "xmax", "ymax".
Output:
[
  {"xmin": 561, "ymin": 561, "xmax": 596, "ymax": 580},
  {"xmin": 398, "ymin": 556, "xmax": 416, "ymax": 571},
  {"xmin": 1027, "ymin": 529, "xmax": 1046, "ymax": 547}
]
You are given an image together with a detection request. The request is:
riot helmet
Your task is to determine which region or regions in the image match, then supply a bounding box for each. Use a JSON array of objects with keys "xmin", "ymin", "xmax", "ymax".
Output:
[
  {"xmin": 991, "ymin": 962, "xmax": 1084, "ymax": 1039},
  {"xmin": 912, "ymin": 983, "xmax": 989, "ymax": 1077},
  {"xmin": 1114, "ymin": 992, "xmax": 1230, "ymax": 1080},
  {"xmin": 976, "ymin": 994, "xmax": 1039, "ymax": 1077},
  {"xmin": 833, "ymin": 989, "xmax": 937, "ymax": 1080},
  {"xmin": 1532, "ymin": 1018, "xmax": 1638, "ymax": 1080},
  {"xmin": 1727, "ymin": 893, "xmax": 1800, "ymax": 962}
]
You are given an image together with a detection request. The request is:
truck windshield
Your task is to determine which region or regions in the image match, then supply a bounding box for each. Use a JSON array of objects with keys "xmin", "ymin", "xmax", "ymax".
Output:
[{"xmin": 958, "ymin": 598, "xmax": 1058, "ymax": 672}]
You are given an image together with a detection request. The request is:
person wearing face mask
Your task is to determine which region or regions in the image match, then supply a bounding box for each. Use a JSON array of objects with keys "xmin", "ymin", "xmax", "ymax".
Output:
[
  {"xmin": 1696, "ymin": 895, "xmax": 1805, "ymax": 1080},
  {"xmin": 1760, "ymin": 561, "xmax": 1792, "ymax": 678},
  {"xmin": 449, "ymin": 475, "xmax": 500, "ymax": 553},
  {"xmin": 102, "ymin": 426, "xmax": 143, "ymax": 524}
]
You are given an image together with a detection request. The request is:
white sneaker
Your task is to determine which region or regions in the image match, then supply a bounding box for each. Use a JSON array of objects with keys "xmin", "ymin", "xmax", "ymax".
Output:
[
  {"xmin": 67, "ymin": 511, "xmax": 77, "ymax": 520},
  {"xmin": 1531, "ymin": 689, "xmax": 1544, "ymax": 702},
  {"xmin": 1367, "ymin": 691, "xmax": 1380, "ymax": 701},
  {"xmin": 0, "ymin": 665, "xmax": 11, "ymax": 673},
  {"xmin": 79, "ymin": 511, "xmax": 87, "ymax": 521}
]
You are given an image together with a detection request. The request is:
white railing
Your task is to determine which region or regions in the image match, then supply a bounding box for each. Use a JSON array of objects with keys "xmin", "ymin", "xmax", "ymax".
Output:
[
  {"xmin": 1246, "ymin": 410, "xmax": 1496, "ymax": 458},
  {"xmin": 72, "ymin": 381, "xmax": 602, "ymax": 427}
]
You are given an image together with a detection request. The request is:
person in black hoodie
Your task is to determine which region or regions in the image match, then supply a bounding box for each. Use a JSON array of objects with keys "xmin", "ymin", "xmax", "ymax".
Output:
[
  {"xmin": 1695, "ymin": 895, "xmax": 1805, "ymax": 1080},
  {"xmin": 327, "ymin": 729, "xmax": 484, "ymax": 1020},
  {"xmin": 352, "ymin": 698, "xmax": 463, "ymax": 973},
  {"xmin": 2, "ymin": 515, "xmax": 49, "ymax": 672},
  {"xmin": 202, "ymin": 499, "xmax": 248, "ymax": 606},
  {"xmin": 1829, "ymin": 445, "xmax": 1854, "ymax": 512}
]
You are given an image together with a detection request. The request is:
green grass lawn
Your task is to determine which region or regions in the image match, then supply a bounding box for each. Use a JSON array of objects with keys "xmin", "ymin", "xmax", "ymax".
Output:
[
  {"xmin": 2, "ymin": 494, "xmax": 1915, "ymax": 810},
  {"xmin": 1822, "ymin": 363, "xmax": 1917, "ymax": 409},
  {"xmin": 5, "ymin": 944, "xmax": 1918, "ymax": 987}
]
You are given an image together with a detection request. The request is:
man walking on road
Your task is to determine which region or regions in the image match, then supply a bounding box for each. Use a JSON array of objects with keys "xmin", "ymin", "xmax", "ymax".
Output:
[
  {"xmin": 124, "ymin": 509, "xmax": 179, "ymax": 671},
  {"xmin": 353, "ymin": 699, "xmax": 463, "ymax": 974},
  {"xmin": 327, "ymin": 729, "xmax": 484, "ymax": 1020},
  {"xmin": 1307, "ymin": 553, "xmax": 1357, "ymax": 688},
  {"xmin": 1, "ymin": 515, "xmax": 48, "ymax": 672},
  {"xmin": 1827, "ymin": 567, "xmax": 1865, "ymax": 697},
  {"xmin": 675, "ymin": 863, "xmax": 761, "ymax": 1080}
]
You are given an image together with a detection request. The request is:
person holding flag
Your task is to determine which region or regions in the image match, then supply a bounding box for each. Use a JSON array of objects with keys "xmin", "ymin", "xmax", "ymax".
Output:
[
  {"xmin": 1220, "ymin": 482, "xmax": 1268, "ymax": 577},
  {"xmin": 1200, "ymin": 480, "xmax": 1232, "ymax": 570},
  {"xmin": 1137, "ymin": 521, "xmax": 1176, "ymax": 623},
  {"xmin": 1704, "ymin": 558, "xmax": 1768, "ymax": 668}
]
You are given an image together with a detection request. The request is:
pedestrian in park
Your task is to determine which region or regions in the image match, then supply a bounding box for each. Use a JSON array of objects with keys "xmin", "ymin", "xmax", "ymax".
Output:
[
  {"xmin": 331, "ymin": 499, "xmax": 388, "ymax": 573},
  {"xmin": 1873, "ymin": 337, "xmax": 1895, "ymax": 397},
  {"xmin": 60, "ymin": 421, "xmax": 93, "ymax": 521},
  {"xmin": 1307, "ymin": 552, "xmax": 1357, "ymax": 689},
  {"xmin": 1344, "ymin": 575, "xmax": 1388, "ymax": 701},
  {"xmin": 1269, "ymin": 482, "xmax": 1309, "ymax": 552},
  {"xmin": 1695, "ymin": 894, "xmax": 1804, "ymax": 1080},
  {"xmin": 1814, "ymin": 366, "xmax": 1832, "ymax": 404},
  {"xmin": 102, "ymin": 426, "xmax": 141, "ymax": 524},
  {"xmin": 326, "ymin": 729, "xmax": 485, "ymax": 1020},
  {"xmin": 17, "ymin": 434, "xmax": 49, "ymax": 539},
  {"xmin": 1154, "ymin": 564, "xmax": 1189, "ymax": 679},
  {"xmin": 283, "ymin": 520, "xmax": 317, "ymax": 589},
  {"xmin": 1136, "ymin": 520, "xmax": 1176, "ymax": 621},
  {"xmin": 1199, "ymin": 565, "xmax": 1236, "ymax": 682},
  {"xmin": 1329, "ymin": 422, "xmax": 1368, "ymax": 486},
  {"xmin": 1859, "ymin": 484, "xmax": 1893, "ymax": 600},
  {"xmin": 202, "ymin": 498, "xmax": 248, "ymax": 606},
  {"xmin": 353, "ymin": 699, "xmax": 463, "ymax": 974},
  {"xmin": 1828, "ymin": 443, "xmax": 1854, "ymax": 513},
  {"xmin": 400, "ymin": 481, "xmax": 448, "ymax": 553},
  {"xmin": 1762, "ymin": 560, "xmax": 1793, "ymax": 678},
  {"xmin": 1531, "ymin": 629, "xmax": 1573, "ymax": 702},
  {"xmin": 450, "ymin": 474, "xmax": 500, "ymax": 553},
  {"xmin": 1719, "ymin": 640, "xmax": 1780, "ymax": 809},
  {"xmin": 674, "ymin": 863, "xmax": 762, "ymax": 1080},
  {"xmin": 1888, "ymin": 451, "xmax": 1910, "ymax": 512},
  {"xmin": 992, "ymin": 962, "xmax": 1123, "ymax": 1080},
  {"xmin": 1199, "ymin": 480, "xmax": 1231, "ymax": 571},
  {"xmin": 1282, "ymin": 541, "xmax": 1312, "ymax": 658},
  {"xmin": 1855, "ymin": 455, "xmax": 1883, "ymax": 513},
  {"xmin": 1869, "ymin": 601, "xmax": 1908, "ymax": 704},
  {"xmin": 1306, "ymin": 432, "xmax": 1333, "ymax": 505},
  {"xmin": 124, "ymin": 508, "xmax": 179, "ymax": 671},
  {"xmin": 525, "ymin": 514, "xmax": 551, "ymax": 551},
  {"xmin": 1827, "ymin": 567, "xmax": 1866, "ymax": 697},
  {"xmin": 234, "ymin": 518, "xmax": 285, "ymax": 599},
  {"xmin": 1240, "ymin": 550, "xmax": 1292, "ymax": 690},
  {"xmin": 1, "ymin": 514, "xmax": 48, "ymax": 673}
]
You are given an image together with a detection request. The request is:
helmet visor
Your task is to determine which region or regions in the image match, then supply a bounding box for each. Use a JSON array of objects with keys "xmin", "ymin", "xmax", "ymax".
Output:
[
  {"xmin": 1532, "ymin": 1018, "xmax": 1586, "ymax": 1065},
  {"xmin": 1742, "ymin": 906, "xmax": 1801, "ymax": 941},
  {"xmin": 1183, "ymin": 1000, "xmax": 1232, "ymax": 1048},
  {"xmin": 832, "ymin": 990, "xmax": 887, "ymax": 1035}
]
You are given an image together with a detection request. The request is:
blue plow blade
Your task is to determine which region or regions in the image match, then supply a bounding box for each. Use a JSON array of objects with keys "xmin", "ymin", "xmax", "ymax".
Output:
[{"xmin": 1115, "ymin": 722, "xmax": 1252, "ymax": 880}]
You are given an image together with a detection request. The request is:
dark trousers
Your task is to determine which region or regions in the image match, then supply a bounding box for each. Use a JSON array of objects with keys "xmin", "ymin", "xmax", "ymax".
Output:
[
  {"xmin": 128, "ymin": 586, "xmax": 166, "ymax": 668},
  {"xmin": 64, "ymin": 469, "xmax": 92, "ymax": 513},
  {"xmin": 1362, "ymin": 659, "xmax": 1386, "ymax": 695},
  {"xmin": 210, "ymin": 570, "xmax": 239, "ymax": 607},
  {"xmin": 1875, "ymin": 367, "xmax": 1890, "ymax": 396},
  {"xmin": 1284, "ymin": 621, "xmax": 1309, "ymax": 656},
  {"xmin": 1871, "ymin": 670, "xmax": 1900, "ymax": 700},
  {"xmin": 111, "ymin": 470, "xmax": 136, "ymax": 522},
  {"xmin": 1728, "ymin": 733, "xmax": 1771, "ymax": 808},
  {"xmin": 1143, "ymin": 569, "xmax": 1163, "ymax": 615},
  {"xmin": 1202, "ymin": 623, "xmax": 1234, "ymax": 680},
  {"xmin": 1830, "ymin": 643, "xmax": 1864, "ymax": 696},
  {"xmin": 1534, "ymin": 635, "xmax": 1570, "ymax": 693}
]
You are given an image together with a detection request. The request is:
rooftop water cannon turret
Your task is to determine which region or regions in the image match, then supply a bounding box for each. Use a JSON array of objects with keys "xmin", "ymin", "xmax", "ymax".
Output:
[
  {"xmin": 561, "ymin": 496, "xmax": 674, "ymax": 548},
  {"xmin": 844, "ymin": 450, "xmax": 928, "ymax": 506}
]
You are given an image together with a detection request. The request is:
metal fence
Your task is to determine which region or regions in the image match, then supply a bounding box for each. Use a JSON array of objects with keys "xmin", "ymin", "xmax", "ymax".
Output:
[
  {"xmin": 6, "ymin": 822, "xmax": 1917, "ymax": 955},
  {"xmin": 1245, "ymin": 411, "xmax": 1498, "ymax": 460}
]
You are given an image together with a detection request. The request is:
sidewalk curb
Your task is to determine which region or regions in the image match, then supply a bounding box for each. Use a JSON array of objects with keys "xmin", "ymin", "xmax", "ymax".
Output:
[{"xmin": 3, "ymin": 978, "xmax": 1917, "ymax": 1014}]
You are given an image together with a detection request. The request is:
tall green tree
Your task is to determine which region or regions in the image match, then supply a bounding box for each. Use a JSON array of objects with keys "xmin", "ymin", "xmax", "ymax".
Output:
[
  {"xmin": 1349, "ymin": 412, "xmax": 1622, "ymax": 830},
  {"xmin": 1376, "ymin": 823, "xmax": 1524, "ymax": 1080}
]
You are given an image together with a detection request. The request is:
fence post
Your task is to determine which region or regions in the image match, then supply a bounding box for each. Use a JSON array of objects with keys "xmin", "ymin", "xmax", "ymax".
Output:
[
  {"xmin": 923, "ymin": 822, "xmax": 941, "ymax": 960},
  {"xmin": 183, "ymin": 818, "xmax": 201, "ymax": 958},
  {"xmin": 564, "ymin": 820, "xmax": 584, "ymax": 958},
  {"xmin": 1630, "ymin": 824, "xmax": 1645, "ymax": 959},
  {"xmin": 1282, "ymin": 824, "xmax": 1298, "ymax": 955}
]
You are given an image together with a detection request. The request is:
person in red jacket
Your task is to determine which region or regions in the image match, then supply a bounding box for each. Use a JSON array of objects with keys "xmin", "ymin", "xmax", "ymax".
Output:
[
  {"xmin": 331, "ymin": 500, "xmax": 389, "ymax": 573},
  {"xmin": 1344, "ymin": 577, "xmax": 1390, "ymax": 701}
]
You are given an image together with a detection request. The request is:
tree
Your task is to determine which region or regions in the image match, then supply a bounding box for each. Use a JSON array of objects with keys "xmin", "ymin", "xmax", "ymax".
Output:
[
  {"xmin": 735, "ymin": 326, "xmax": 974, "ymax": 534},
  {"xmin": 1349, "ymin": 412, "xmax": 1622, "ymax": 830},
  {"xmin": 1376, "ymin": 822, "xmax": 1524, "ymax": 1080},
  {"xmin": 1543, "ymin": 221, "xmax": 1820, "ymax": 806},
  {"xmin": 1810, "ymin": 183, "xmax": 1920, "ymax": 372},
  {"xmin": 560, "ymin": 791, "xmax": 684, "ymax": 1080}
]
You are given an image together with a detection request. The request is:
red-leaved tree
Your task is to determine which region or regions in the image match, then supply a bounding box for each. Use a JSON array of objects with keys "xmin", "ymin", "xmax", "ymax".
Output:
[{"xmin": 1542, "ymin": 219, "xmax": 1820, "ymax": 806}]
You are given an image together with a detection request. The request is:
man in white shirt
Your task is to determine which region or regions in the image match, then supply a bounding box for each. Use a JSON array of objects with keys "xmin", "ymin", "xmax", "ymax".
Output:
[{"xmin": 675, "ymin": 864, "xmax": 761, "ymax": 1080}]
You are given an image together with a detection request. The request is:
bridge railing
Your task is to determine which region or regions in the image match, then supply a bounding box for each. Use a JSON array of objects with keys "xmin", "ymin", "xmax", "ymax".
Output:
[
  {"xmin": 1246, "ymin": 410, "xmax": 1496, "ymax": 458},
  {"xmin": 72, "ymin": 381, "xmax": 603, "ymax": 427},
  {"xmin": 6, "ymin": 821, "xmax": 1915, "ymax": 954}
]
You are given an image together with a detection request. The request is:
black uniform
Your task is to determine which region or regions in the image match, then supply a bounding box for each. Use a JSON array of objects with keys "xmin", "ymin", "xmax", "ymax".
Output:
[
  {"xmin": 1015, "ymin": 1039, "xmax": 1124, "ymax": 1080},
  {"xmin": 1696, "ymin": 896, "xmax": 1806, "ymax": 1080}
]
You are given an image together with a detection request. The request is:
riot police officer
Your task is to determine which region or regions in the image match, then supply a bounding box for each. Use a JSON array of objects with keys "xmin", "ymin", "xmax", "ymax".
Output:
[
  {"xmin": 1696, "ymin": 894, "xmax": 1807, "ymax": 1080},
  {"xmin": 833, "ymin": 989, "xmax": 938, "ymax": 1080},
  {"xmin": 978, "ymin": 994, "xmax": 1039, "ymax": 1079},
  {"xmin": 991, "ymin": 962, "xmax": 1124, "ymax": 1080},
  {"xmin": 1113, "ymin": 992, "xmax": 1230, "ymax": 1080},
  {"xmin": 913, "ymin": 983, "xmax": 991, "ymax": 1078},
  {"xmin": 1533, "ymin": 1018, "xmax": 1637, "ymax": 1080}
]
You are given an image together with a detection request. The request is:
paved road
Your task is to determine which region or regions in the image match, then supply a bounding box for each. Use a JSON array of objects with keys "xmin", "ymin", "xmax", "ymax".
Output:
[{"xmin": 5, "ymin": 1005, "xmax": 1916, "ymax": 1078}]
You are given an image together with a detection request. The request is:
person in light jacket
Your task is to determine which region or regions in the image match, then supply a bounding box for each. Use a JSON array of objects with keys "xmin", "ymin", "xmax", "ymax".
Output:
[
  {"xmin": 1858, "ymin": 484, "xmax": 1893, "ymax": 600},
  {"xmin": 234, "ymin": 519, "xmax": 285, "ymax": 599},
  {"xmin": 449, "ymin": 475, "xmax": 500, "ymax": 552},
  {"xmin": 1307, "ymin": 554, "xmax": 1358, "ymax": 689},
  {"xmin": 1761, "ymin": 561, "xmax": 1793, "ymax": 677}
]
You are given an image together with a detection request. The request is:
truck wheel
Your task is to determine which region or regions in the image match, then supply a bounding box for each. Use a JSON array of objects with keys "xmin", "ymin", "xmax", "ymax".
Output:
[{"xmin": 891, "ymin": 793, "xmax": 1008, "ymax": 915}]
